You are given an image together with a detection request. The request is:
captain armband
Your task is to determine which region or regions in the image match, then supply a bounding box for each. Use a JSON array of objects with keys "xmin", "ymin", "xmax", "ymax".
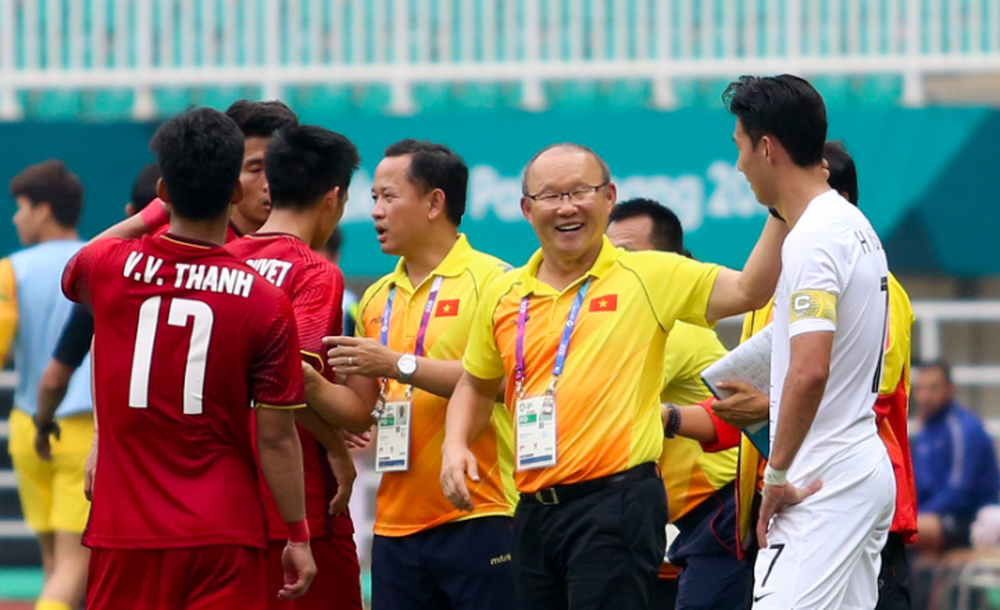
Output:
[{"xmin": 788, "ymin": 290, "xmax": 837, "ymax": 326}]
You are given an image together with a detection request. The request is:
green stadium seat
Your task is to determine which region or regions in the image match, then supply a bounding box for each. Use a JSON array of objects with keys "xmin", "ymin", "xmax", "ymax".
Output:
[
  {"xmin": 83, "ymin": 89, "xmax": 133, "ymax": 121},
  {"xmin": 154, "ymin": 88, "xmax": 193, "ymax": 117},
  {"xmin": 26, "ymin": 91, "xmax": 82, "ymax": 120}
]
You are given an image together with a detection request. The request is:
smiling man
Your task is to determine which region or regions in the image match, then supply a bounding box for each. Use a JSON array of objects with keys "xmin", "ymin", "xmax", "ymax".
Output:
[{"xmin": 441, "ymin": 142, "xmax": 788, "ymax": 610}]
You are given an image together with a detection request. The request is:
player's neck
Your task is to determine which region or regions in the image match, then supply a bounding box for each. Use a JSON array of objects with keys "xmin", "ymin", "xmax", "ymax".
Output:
[
  {"xmin": 256, "ymin": 209, "xmax": 317, "ymax": 246},
  {"xmin": 537, "ymin": 240, "xmax": 602, "ymax": 292},
  {"xmin": 772, "ymin": 166, "xmax": 831, "ymax": 229},
  {"xmin": 168, "ymin": 215, "xmax": 231, "ymax": 246},
  {"xmin": 402, "ymin": 230, "xmax": 459, "ymax": 286},
  {"xmin": 37, "ymin": 223, "xmax": 78, "ymax": 243},
  {"xmin": 229, "ymin": 210, "xmax": 260, "ymax": 236}
]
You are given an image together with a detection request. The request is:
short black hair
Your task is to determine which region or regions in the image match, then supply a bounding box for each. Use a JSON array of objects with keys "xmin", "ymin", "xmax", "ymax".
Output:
[
  {"xmin": 383, "ymin": 139, "xmax": 467, "ymax": 226},
  {"xmin": 324, "ymin": 227, "xmax": 344, "ymax": 256},
  {"xmin": 130, "ymin": 163, "xmax": 162, "ymax": 213},
  {"xmin": 917, "ymin": 360, "xmax": 954, "ymax": 385},
  {"xmin": 723, "ymin": 74, "xmax": 827, "ymax": 168},
  {"xmin": 149, "ymin": 107, "xmax": 244, "ymax": 221},
  {"xmin": 225, "ymin": 100, "xmax": 299, "ymax": 139},
  {"xmin": 265, "ymin": 125, "xmax": 360, "ymax": 211},
  {"xmin": 609, "ymin": 198, "xmax": 689, "ymax": 256},
  {"xmin": 9, "ymin": 159, "xmax": 84, "ymax": 228},
  {"xmin": 823, "ymin": 141, "xmax": 858, "ymax": 206},
  {"xmin": 521, "ymin": 143, "xmax": 611, "ymax": 195}
]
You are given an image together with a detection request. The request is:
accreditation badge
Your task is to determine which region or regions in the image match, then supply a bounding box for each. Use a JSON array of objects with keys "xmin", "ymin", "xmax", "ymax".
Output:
[
  {"xmin": 515, "ymin": 394, "xmax": 557, "ymax": 471},
  {"xmin": 375, "ymin": 400, "xmax": 412, "ymax": 472}
]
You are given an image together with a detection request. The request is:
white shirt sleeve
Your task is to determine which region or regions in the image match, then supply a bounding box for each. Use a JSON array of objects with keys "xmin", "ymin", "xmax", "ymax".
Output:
[{"xmin": 781, "ymin": 227, "xmax": 849, "ymax": 338}]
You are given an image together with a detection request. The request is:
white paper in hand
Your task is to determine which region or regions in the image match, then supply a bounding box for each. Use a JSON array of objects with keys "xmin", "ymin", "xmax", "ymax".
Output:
[{"xmin": 700, "ymin": 323, "xmax": 773, "ymax": 458}]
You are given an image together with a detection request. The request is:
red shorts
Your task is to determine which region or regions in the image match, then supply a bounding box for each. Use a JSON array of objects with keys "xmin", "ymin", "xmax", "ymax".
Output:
[
  {"xmin": 87, "ymin": 545, "xmax": 266, "ymax": 610},
  {"xmin": 265, "ymin": 535, "xmax": 362, "ymax": 610}
]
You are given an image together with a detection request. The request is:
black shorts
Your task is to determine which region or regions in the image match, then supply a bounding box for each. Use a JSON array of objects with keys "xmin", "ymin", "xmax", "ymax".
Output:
[{"xmin": 876, "ymin": 532, "xmax": 911, "ymax": 610}]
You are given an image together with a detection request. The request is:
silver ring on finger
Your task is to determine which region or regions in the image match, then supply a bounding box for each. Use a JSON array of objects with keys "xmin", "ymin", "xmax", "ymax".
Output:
[{"xmin": 348, "ymin": 356, "xmax": 354, "ymax": 366}]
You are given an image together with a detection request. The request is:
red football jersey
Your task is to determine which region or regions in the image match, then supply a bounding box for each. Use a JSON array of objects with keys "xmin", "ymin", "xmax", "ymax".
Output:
[
  {"xmin": 63, "ymin": 234, "xmax": 305, "ymax": 550},
  {"xmin": 227, "ymin": 232, "xmax": 353, "ymax": 539}
]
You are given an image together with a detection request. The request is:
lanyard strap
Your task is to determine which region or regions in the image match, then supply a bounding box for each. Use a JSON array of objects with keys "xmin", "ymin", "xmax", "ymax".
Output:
[
  {"xmin": 379, "ymin": 275, "xmax": 444, "ymax": 357},
  {"xmin": 514, "ymin": 278, "xmax": 591, "ymax": 396},
  {"xmin": 378, "ymin": 275, "xmax": 445, "ymax": 396}
]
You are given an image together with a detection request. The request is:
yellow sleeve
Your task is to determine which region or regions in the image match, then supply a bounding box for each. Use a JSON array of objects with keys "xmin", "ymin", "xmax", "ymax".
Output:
[
  {"xmin": 634, "ymin": 252, "xmax": 721, "ymax": 330},
  {"xmin": 0, "ymin": 258, "xmax": 17, "ymax": 365},
  {"xmin": 431, "ymin": 256, "xmax": 511, "ymax": 362},
  {"xmin": 661, "ymin": 323, "xmax": 729, "ymax": 405},
  {"xmin": 461, "ymin": 277, "xmax": 509, "ymax": 381},
  {"xmin": 879, "ymin": 273, "xmax": 914, "ymax": 396}
]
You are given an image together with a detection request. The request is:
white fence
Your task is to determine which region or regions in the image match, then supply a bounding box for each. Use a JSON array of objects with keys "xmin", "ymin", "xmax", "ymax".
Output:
[{"xmin": 2, "ymin": 0, "xmax": 1000, "ymax": 119}]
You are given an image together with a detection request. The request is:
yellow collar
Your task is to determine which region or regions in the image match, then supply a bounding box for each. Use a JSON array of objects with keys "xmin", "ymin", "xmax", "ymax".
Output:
[
  {"xmin": 388, "ymin": 234, "xmax": 473, "ymax": 293},
  {"xmin": 516, "ymin": 236, "xmax": 620, "ymax": 297}
]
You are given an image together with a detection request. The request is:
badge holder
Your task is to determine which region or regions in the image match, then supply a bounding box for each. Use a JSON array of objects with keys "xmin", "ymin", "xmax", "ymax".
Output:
[{"xmin": 375, "ymin": 386, "xmax": 412, "ymax": 473}]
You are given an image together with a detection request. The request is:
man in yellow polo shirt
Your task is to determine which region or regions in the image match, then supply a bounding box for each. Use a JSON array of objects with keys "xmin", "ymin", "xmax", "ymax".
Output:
[
  {"xmin": 607, "ymin": 198, "xmax": 750, "ymax": 610},
  {"xmin": 440, "ymin": 143, "xmax": 787, "ymax": 610},
  {"xmin": 314, "ymin": 139, "xmax": 516, "ymax": 610}
]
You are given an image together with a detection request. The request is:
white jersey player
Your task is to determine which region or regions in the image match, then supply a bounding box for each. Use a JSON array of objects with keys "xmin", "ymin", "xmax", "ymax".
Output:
[{"xmin": 724, "ymin": 74, "xmax": 895, "ymax": 610}]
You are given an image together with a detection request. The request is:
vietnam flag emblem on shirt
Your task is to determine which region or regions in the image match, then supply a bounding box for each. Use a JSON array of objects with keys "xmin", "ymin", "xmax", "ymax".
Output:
[
  {"xmin": 589, "ymin": 294, "xmax": 617, "ymax": 312},
  {"xmin": 436, "ymin": 299, "xmax": 460, "ymax": 317}
]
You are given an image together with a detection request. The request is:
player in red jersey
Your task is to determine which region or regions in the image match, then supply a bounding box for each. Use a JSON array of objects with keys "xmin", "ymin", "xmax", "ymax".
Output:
[
  {"xmin": 227, "ymin": 124, "xmax": 374, "ymax": 609},
  {"xmin": 63, "ymin": 108, "xmax": 316, "ymax": 609},
  {"xmin": 99, "ymin": 100, "xmax": 299, "ymax": 242}
]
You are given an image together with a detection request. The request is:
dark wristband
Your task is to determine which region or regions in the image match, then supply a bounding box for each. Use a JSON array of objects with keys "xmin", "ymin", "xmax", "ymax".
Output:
[{"xmin": 664, "ymin": 403, "xmax": 681, "ymax": 439}]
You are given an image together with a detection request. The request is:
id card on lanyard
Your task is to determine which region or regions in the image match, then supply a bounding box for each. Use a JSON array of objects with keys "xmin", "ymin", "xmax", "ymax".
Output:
[
  {"xmin": 514, "ymin": 278, "xmax": 590, "ymax": 471},
  {"xmin": 375, "ymin": 275, "xmax": 444, "ymax": 473}
]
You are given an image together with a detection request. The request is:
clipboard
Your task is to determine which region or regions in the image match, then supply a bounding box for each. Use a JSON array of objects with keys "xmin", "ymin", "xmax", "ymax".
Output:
[{"xmin": 700, "ymin": 323, "xmax": 773, "ymax": 458}]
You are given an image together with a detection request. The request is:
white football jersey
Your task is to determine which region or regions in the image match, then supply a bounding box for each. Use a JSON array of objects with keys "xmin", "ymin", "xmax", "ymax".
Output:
[{"xmin": 770, "ymin": 190, "xmax": 890, "ymax": 483}]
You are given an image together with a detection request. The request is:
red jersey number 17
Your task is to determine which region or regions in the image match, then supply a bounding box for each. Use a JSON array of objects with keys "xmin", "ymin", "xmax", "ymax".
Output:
[{"xmin": 129, "ymin": 296, "xmax": 214, "ymax": 415}]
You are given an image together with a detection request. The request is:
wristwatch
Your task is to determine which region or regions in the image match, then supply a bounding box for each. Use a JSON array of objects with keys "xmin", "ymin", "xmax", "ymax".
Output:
[{"xmin": 396, "ymin": 353, "xmax": 418, "ymax": 384}]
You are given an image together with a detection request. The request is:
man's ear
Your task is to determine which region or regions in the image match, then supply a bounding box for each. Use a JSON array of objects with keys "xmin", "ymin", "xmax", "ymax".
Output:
[
  {"xmin": 427, "ymin": 188, "xmax": 447, "ymax": 221},
  {"xmin": 156, "ymin": 178, "xmax": 170, "ymax": 204},
  {"xmin": 230, "ymin": 180, "xmax": 244, "ymax": 206}
]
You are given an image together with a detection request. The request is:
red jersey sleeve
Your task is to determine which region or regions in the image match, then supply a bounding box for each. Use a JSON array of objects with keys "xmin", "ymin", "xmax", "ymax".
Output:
[
  {"xmin": 698, "ymin": 397, "xmax": 744, "ymax": 453},
  {"xmin": 139, "ymin": 198, "xmax": 170, "ymax": 232},
  {"xmin": 62, "ymin": 239, "xmax": 119, "ymax": 307},
  {"xmin": 292, "ymin": 263, "xmax": 344, "ymax": 381},
  {"xmin": 252, "ymin": 294, "xmax": 307, "ymax": 409}
]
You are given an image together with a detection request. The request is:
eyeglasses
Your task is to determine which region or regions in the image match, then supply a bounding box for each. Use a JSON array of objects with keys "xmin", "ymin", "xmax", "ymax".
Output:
[{"xmin": 525, "ymin": 182, "xmax": 609, "ymax": 204}]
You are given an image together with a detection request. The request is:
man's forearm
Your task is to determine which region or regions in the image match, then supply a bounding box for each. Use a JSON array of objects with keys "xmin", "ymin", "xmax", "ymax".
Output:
[
  {"xmin": 257, "ymin": 408, "xmax": 307, "ymax": 523},
  {"xmin": 408, "ymin": 358, "xmax": 465, "ymax": 399},
  {"xmin": 737, "ymin": 216, "xmax": 787, "ymax": 311},
  {"xmin": 444, "ymin": 371, "xmax": 502, "ymax": 448},
  {"xmin": 304, "ymin": 376, "xmax": 375, "ymax": 434},
  {"xmin": 769, "ymin": 368, "xmax": 827, "ymax": 471},
  {"xmin": 36, "ymin": 360, "xmax": 74, "ymax": 424},
  {"xmin": 673, "ymin": 405, "xmax": 719, "ymax": 444}
]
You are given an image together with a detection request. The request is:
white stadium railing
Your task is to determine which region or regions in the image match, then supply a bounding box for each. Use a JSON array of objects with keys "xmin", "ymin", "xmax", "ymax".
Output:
[{"xmin": 1, "ymin": 0, "xmax": 1000, "ymax": 119}]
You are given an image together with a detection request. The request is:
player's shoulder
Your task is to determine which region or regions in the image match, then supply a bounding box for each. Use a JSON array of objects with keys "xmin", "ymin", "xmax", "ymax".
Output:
[
  {"xmin": 464, "ymin": 249, "xmax": 514, "ymax": 290},
  {"xmin": 358, "ymin": 274, "xmax": 395, "ymax": 315}
]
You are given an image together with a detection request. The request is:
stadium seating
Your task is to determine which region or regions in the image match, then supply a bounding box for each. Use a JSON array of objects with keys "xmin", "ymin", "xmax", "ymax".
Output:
[{"xmin": 1, "ymin": 0, "xmax": 996, "ymax": 119}]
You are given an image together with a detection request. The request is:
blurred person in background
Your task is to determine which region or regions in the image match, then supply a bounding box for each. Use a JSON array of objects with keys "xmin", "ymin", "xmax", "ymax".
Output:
[
  {"xmin": 1, "ymin": 160, "xmax": 93, "ymax": 610},
  {"xmin": 35, "ymin": 162, "xmax": 161, "ymax": 463},
  {"xmin": 606, "ymin": 198, "xmax": 750, "ymax": 610},
  {"xmin": 912, "ymin": 360, "xmax": 1000, "ymax": 555}
]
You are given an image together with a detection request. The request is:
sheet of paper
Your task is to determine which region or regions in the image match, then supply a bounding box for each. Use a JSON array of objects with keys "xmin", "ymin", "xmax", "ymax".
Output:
[{"xmin": 699, "ymin": 323, "xmax": 773, "ymax": 458}]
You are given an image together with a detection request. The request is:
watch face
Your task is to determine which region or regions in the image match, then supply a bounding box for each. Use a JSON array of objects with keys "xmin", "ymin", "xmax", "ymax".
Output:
[{"xmin": 398, "ymin": 355, "xmax": 417, "ymax": 375}]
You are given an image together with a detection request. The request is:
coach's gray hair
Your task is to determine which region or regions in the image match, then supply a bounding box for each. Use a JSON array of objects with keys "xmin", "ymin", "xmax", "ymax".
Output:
[{"xmin": 520, "ymin": 143, "xmax": 612, "ymax": 195}]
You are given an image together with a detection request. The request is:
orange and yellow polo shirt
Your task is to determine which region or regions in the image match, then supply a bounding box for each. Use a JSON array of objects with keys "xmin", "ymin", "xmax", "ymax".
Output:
[
  {"xmin": 357, "ymin": 235, "xmax": 516, "ymax": 537},
  {"xmin": 463, "ymin": 236, "xmax": 721, "ymax": 494},
  {"xmin": 661, "ymin": 323, "xmax": 737, "ymax": 523}
]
